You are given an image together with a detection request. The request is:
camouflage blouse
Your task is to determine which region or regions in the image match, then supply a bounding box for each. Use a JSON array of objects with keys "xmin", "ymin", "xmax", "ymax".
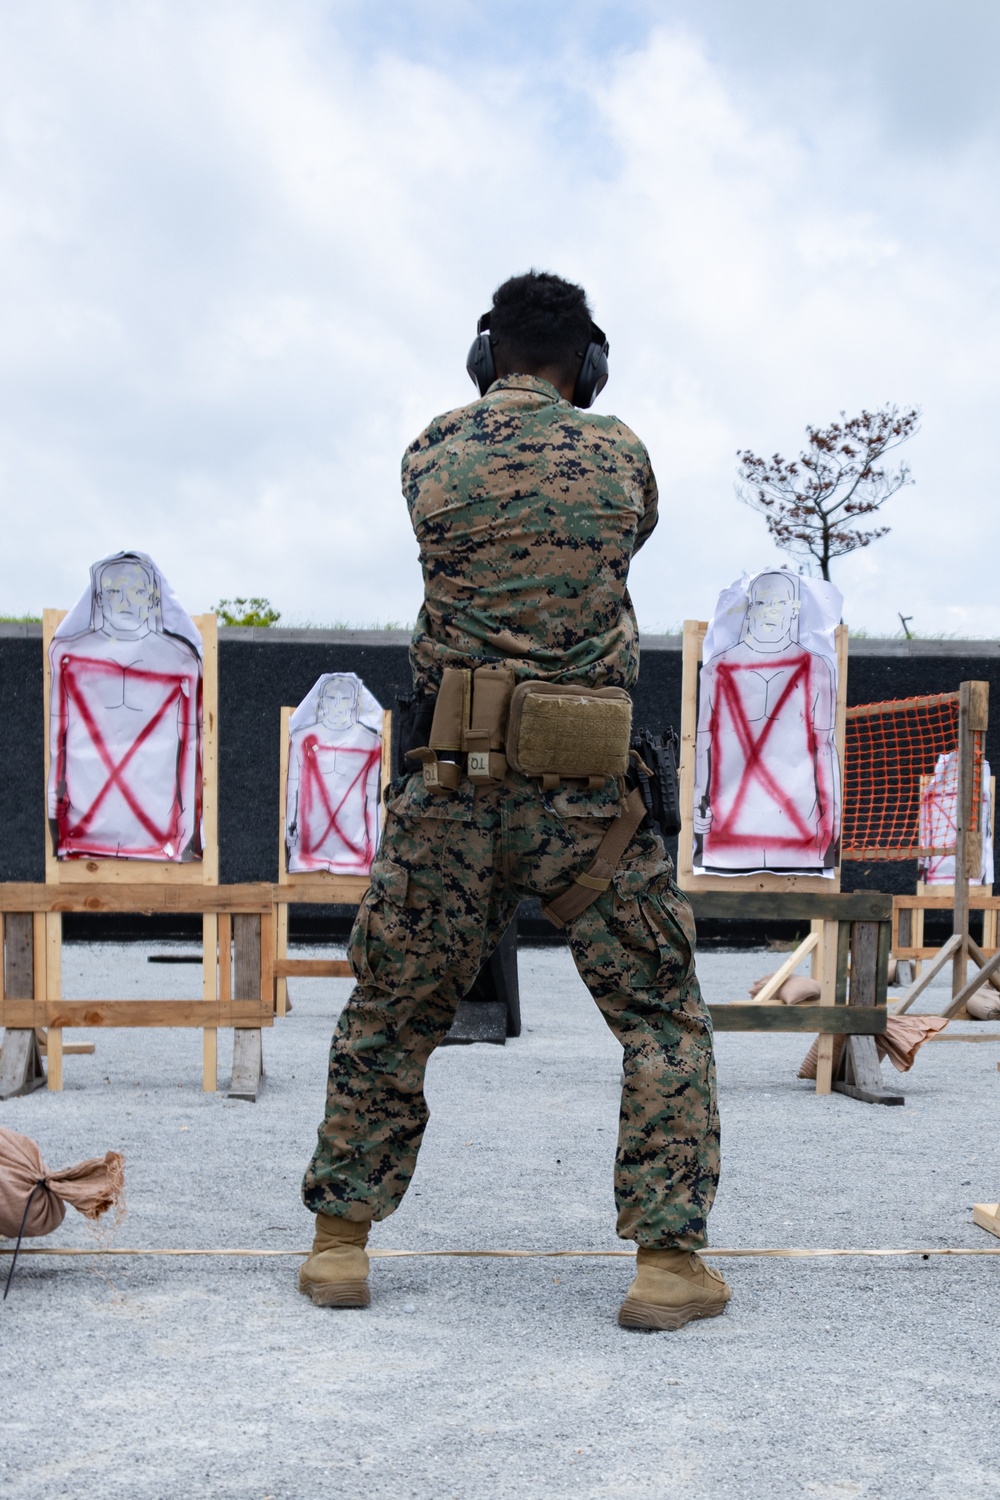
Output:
[{"xmin": 404, "ymin": 375, "xmax": 658, "ymax": 694}]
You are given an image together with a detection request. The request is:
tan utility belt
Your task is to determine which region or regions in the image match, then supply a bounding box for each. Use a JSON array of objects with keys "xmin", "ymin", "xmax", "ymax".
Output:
[{"xmin": 406, "ymin": 666, "xmax": 633, "ymax": 793}]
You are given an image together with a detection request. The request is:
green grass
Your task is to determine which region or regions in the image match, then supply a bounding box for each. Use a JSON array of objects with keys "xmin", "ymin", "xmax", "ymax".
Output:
[{"xmin": 0, "ymin": 613, "xmax": 42, "ymax": 623}]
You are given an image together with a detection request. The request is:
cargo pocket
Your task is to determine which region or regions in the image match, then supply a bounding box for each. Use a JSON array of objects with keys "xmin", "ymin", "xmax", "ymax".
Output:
[
  {"xmin": 349, "ymin": 858, "xmax": 412, "ymax": 991},
  {"xmin": 611, "ymin": 866, "xmax": 697, "ymax": 985}
]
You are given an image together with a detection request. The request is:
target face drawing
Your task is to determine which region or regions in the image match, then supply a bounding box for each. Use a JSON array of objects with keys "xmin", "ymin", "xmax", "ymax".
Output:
[
  {"xmin": 693, "ymin": 570, "xmax": 841, "ymax": 876},
  {"xmin": 48, "ymin": 552, "xmax": 203, "ymax": 862},
  {"xmin": 286, "ymin": 673, "xmax": 383, "ymax": 877}
]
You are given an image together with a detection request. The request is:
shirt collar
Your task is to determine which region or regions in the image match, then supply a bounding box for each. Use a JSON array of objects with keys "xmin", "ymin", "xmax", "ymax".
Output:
[{"xmin": 485, "ymin": 374, "xmax": 566, "ymax": 403}]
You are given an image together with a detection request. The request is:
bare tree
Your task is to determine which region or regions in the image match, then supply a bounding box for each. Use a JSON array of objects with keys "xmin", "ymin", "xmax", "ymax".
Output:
[{"xmin": 736, "ymin": 405, "xmax": 921, "ymax": 580}]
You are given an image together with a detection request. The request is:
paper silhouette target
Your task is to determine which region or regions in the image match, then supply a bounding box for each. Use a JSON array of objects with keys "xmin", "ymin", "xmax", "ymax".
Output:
[
  {"xmin": 286, "ymin": 674, "xmax": 383, "ymax": 877},
  {"xmin": 919, "ymin": 752, "xmax": 993, "ymax": 886},
  {"xmin": 48, "ymin": 552, "xmax": 203, "ymax": 862},
  {"xmin": 693, "ymin": 570, "xmax": 842, "ymax": 876}
]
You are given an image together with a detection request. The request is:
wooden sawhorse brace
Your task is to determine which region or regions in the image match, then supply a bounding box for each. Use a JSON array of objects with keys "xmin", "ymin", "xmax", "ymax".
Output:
[
  {"xmin": 272, "ymin": 705, "xmax": 392, "ymax": 1014},
  {"xmin": 689, "ymin": 891, "xmax": 898, "ymax": 1104},
  {"xmin": 0, "ymin": 884, "xmax": 274, "ymax": 1101}
]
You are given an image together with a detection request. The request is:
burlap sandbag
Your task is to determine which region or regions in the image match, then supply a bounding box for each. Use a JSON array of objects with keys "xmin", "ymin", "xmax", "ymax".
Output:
[
  {"xmin": 0, "ymin": 1127, "xmax": 125, "ymax": 1240},
  {"xmin": 966, "ymin": 987, "xmax": 1000, "ymax": 1021},
  {"xmin": 749, "ymin": 973, "xmax": 822, "ymax": 1005},
  {"xmin": 798, "ymin": 1014, "xmax": 949, "ymax": 1079}
]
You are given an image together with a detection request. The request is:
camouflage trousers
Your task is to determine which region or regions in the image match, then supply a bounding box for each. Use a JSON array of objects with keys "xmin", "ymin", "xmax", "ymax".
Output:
[{"xmin": 302, "ymin": 769, "xmax": 720, "ymax": 1249}]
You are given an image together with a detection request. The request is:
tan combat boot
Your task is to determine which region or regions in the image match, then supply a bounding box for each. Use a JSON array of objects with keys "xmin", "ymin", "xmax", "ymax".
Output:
[
  {"xmin": 298, "ymin": 1213, "xmax": 371, "ymax": 1308},
  {"xmin": 618, "ymin": 1248, "xmax": 731, "ymax": 1331}
]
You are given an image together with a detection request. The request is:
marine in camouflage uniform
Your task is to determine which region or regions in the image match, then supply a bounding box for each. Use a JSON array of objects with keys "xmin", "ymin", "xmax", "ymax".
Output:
[{"xmin": 303, "ymin": 372, "xmax": 720, "ymax": 1251}]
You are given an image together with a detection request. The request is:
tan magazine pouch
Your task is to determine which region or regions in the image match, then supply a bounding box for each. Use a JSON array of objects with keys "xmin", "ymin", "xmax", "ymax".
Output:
[
  {"xmin": 506, "ymin": 682, "xmax": 632, "ymax": 790},
  {"xmin": 408, "ymin": 668, "xmax": 471, "ymax": 791},
  {"xmin": 465, "ymin": 664, "xmax": 514, "ymax": 784}
]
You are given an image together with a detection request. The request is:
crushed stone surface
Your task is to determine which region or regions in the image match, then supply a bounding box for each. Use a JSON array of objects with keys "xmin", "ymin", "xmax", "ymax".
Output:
[{"xmin": 2, "ymin": 942, "xmax": 998, "ymax": 1499}]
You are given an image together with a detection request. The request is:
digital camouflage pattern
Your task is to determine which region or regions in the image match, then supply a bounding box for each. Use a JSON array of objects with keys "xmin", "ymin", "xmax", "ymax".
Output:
[
  {"xmin": 303, "ymin": 770, "xmax": 720, "ymax": 1249},
  {"xmin": 303, "ymin": 372, "xmax": 719, "ymax": 1251},
  {"xmin": 404, "ymin": 375, "xmax": 658, "ymax": 696}
]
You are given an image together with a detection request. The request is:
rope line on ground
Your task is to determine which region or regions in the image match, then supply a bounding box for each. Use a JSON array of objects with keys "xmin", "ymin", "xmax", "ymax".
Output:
[{"xmin": 1, "ymin": 1246, "xmax": 999, "ymax": 1259}]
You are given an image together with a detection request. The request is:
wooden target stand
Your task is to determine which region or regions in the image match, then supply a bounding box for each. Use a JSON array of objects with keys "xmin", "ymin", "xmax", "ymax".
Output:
[
  {"xmin": 678, "ymin": 619, "xmax": 897, "ymax": 1104},
  {"xmin": 0, "ymin": 611, "xmax": 273, "ymax": 1102},
  {"xmin": 890, "ymin": 683, "xmax": 1000, "ymax": 1026},
  {"xmin": 272, "ymin": 706, "xmax": 393, "ymax": 1014}
]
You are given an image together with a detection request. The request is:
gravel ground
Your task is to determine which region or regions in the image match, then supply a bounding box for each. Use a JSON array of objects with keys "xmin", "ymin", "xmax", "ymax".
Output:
[{"xmin": 2, "ymin": 942, "xmax": 999, "ymax": 1500}]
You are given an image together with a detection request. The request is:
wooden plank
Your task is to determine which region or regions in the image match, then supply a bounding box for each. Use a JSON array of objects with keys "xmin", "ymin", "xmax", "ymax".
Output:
[
  {"xmin": 833, "ymin": 1075, "xmax": 905, "ymax": 1106},
  {"xmin": 967, "ymin": 680, "xmax": 990, "ymax": 733},
  {"xmin": 894, "ymin": 893, "xmax": 1000, "ymax": 909},
  {"xmin": 0, "ymin": 1000, "xmax": 38, "ymax": 1027},
  {"xmin": 273, "ymin": 958, "xmax": 352, "ymax": 978},
  {"xmin": 45, "ymin": 911, "xmax": 61, "ymax": 1006},
  {"xmin": 218, "ymin": 913, "xmax": 232, "ymax": 1004},
  {"xmin": 278, "ymin": 705, "xmax": 291, "ymax": 885},
  {"xmin": 0, "ymin": 883, "xmax": 272, "ymax": 914},
  {"xmin": 42, "ymin": 608, "xmax": 60, "ymax": 885},
  {"xmin": 835, "ymin": 920, "xmax": 851, "ymax": 1005},
  {"xmin": 229, "ymin": 1028, "xmax": 263, "ymax": 1102},
  {"xmin": 813, "ymin": 919, "xmax": 839, "ymax": 1095},
  {"xmin": 708, "ymin": 1005, "xmax": 886, "ymax": 1033},
  {"xmin": 676, "ymin": 619, "xmax": 704, "ymax": 888},
  {"xmin": 273, "ymin": 877, "xmax": 371, "ymax": 904},
  {"xmin": 46, "ymin": 1027, "xmax": 63, "ymax": 1090},
  {"xmin": 833, "ymin": 918, "xmax": 900, "ymax": 1104},
  {"xmin": 276, "ymin": 705, "xmax": 292, "ymax": 1015},
  {"xmin": 33, "ymin": 911, "xmax": 47, "ymax": 1002},
  {"xmin": 953, "ymin": 681, "xmax": 976, "ymax": 997},
  {"xmin": 34, "ymin": 1001, "xmax": 274, "ymax": 1027},
  {"xmin": 380, "ymin": 707, "xmax": 393, "ymax": 815},
  {"xmin": 233, "ymin": 915, "xmax": 261, "ymax": 1009},
  {"xmin": 973, "ymin": 1204, "xmax": 1000, "ymax": 1237},
  {"xmin": 4, "ymin": 912, "xmax": 34, "ymax": 1000},
  {"xmin": 0, "ymin": 1028, "xmax": 46, "ymax": 1098},
  {"xmin": 202, "ymin": 1028, "xmax": 218, "ymax": 1092},
  {"xmin": 688, "ymin": 892, "xmax": 891, "ymax": 922},
  {"xmin": 198, "ymin": 613, "xmax": 220, "ymax": 884},
  {"xmin": 275, "ymin": 902, "xmax": 289, "ymax": 1016},
  {"xmin": 746, "ymin": 933, "xmax": 819, "ymax": 1006},
  {"xmin": 849, "ymin": 922, "xmax": 880, "ymax": 1007},
  {"xmin": 229, "ymin": 914, "xmax": 264, "ymax": 1100},
  {"xmin": 202, "ymin": 910, "xmax": 218, "ymax": 1091},
  {"xmin": 258, "ymin": 901, "xmax": 274, "ymax": 1020}
]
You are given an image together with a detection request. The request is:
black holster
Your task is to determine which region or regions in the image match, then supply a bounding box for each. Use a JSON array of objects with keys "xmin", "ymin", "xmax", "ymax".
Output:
[
  {"xmin": 628, "ymin": 726, "xmax": 682, "ymax": 838},
  {"xmin": 394, "ymin": 692, "xmax": 437, "ymax": 780}
]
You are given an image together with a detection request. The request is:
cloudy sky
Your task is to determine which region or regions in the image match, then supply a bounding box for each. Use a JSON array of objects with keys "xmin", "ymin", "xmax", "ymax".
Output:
[{"xmin": 1, "ymin": 1, "xmax": 998, "ymax": 636}]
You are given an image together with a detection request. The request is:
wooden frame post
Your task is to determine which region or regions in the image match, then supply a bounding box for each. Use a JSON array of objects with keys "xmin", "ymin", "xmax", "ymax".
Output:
[{"xmin": 953, "ymin": 681, "xmax": 989, "ymax": 1000}]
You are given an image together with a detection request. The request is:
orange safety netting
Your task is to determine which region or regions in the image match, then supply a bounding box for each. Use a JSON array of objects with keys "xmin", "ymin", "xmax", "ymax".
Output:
[{"xmin": 841, "ymin": 692, "xmax": 977, "ymax": 861}]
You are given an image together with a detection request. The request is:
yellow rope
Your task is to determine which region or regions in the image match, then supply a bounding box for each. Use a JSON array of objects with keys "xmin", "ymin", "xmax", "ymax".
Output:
[{"xmin": 1, "ymin": 1245, "xmax": 999, "ymax": 1259}]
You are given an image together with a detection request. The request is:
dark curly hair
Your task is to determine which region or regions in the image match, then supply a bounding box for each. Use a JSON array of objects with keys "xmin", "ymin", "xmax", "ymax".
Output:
[{"xmin": 489, "ymin": 270, "xmax": 594, "ymax": 381}]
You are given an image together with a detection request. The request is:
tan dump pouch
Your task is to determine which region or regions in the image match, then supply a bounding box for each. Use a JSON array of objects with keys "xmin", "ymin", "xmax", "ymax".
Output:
[
  {"xmin": 506, "ymin": 682, "xmax": 632, "ymax": 782},
  {"xmin": 466, "ymin": 664, "xmax": 514, "ymax": 784}
]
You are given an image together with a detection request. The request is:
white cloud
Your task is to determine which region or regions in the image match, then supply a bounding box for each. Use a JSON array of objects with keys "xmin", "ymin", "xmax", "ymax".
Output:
[{"xmin": 0, "ymin": 4, "xmax": 996, "ymax": 644}]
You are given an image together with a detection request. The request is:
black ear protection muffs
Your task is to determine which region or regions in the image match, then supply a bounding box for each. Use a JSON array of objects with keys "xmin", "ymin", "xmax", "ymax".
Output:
[{"xmin": 465, "ymin": 312, "xmax": 610, "ymax": 409}]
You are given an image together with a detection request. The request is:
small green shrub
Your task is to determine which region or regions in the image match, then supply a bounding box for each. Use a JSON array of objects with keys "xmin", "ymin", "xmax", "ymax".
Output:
[{"xmin": 213, "ymin": 597, "xmax": 281, "ymax": 628}]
